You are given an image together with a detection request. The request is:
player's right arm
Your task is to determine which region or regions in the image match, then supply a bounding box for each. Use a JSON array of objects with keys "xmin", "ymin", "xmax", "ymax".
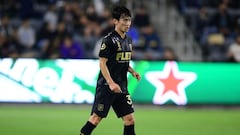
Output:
[
  {"xmin": 99, "ymin": 57, "xmax": 122, "ymax": 93},
  {"xmin": 99, "ymin": 35, "xmax": 122, "ymax": 93}
]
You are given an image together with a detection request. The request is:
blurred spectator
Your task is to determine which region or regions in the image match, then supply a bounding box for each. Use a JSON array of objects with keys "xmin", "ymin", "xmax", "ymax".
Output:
[
  {"xmin": 206, "ymin": 33, "xmax": 227, "ymax": 62},
  {"xmin": 93, "ymin": 0, "xmax": 105, "ymax": 16},
  {"xmin": 60, "ymin": 35, "xmax": 85, "ymax": 59},
  {"xmin": 194, "ymin": 6, "xmax": 211, "ymax": 42},
  {"xmin": 58, "ymin": 2, "xmax": 74, "ymax": 32},
  {"xmin": 133, "ymin": 5, "xmax": 151, "ymax": 31},
  {"xmin": 17, "ymin": 18, "xmax": 35, "ymax": 49},
  {"xmin": 7, "ymin": 29, "xmax": 22, "ymax": 58},
  {"xmin": 74, "ymin": 4, "xmax": 102, "ymax": 56},
  {"xmin": 43, "ymin": 4, "xmax": 58, "ymax": 31},
  {"xmin": 176, "ymin": 0, "xmax": 232, "ymax": 13},
  {"xmin": 0, "ymin": 25, "xmax": 21, "ymax": 58},
  {"xmin": 176, "ymin": 0, "xmax": 240, "ymax": 62},
  {"xmin": 100, "ymin": 15, "xmax": 114, "ymax": 37},
  {"xmin": 1, "ymin": 0, "xmax": 20, "ymax": 18},
  {"xmin": 84, "ymin": 4, "xmax": 102, "ymax": 50},
  {"xmin": 233, "ymin": 14, "xmax": 240, "ymax": 35},
  {"xmin": 161, "ymin": 47, "xmax": 178, "ymax": 61},
  {"xmin": 0, "ymin": 34, "xmax": 16, "ymax": 58},
  {"xmin": 0, "ymin": 34, "xmax": 9, "ymax": 57},
  {"xmin": 17, "ymin": 17, "xmax": 38, "ymax": 57},
  {"xmin": 211, "ymin": 3, "xmax": 233, "ymax": 37},
  {"xmin": 37, "ymin": 22, "xmax": 55, "ymax": 42},
  {"xmin": 99, "ymin": 8, "xmax": 113, "ymax": 36},
  {"xmin": 204, "ymin": 3, "xmax": 236, "ymax": 62},
  {"xmin": 176, "ymin": 0, "xmax": 201, "ymax": 14},
  {"xmin": 36, "ymin": 22, "xmax": 56, "ymax": 58},
  {"xmin": 133, "ymin": 25, "xmax": 164, "ymax": 60},
  {"xmin": 0, "ymin": 15, "xmax": 13, "ymax": 38},
  {"xmin": 75, "ymin": 14, "xmax": 88, "ymax": 36},
  {"xmin": 221, "ymin": 0, "xmax": 240, "ymax": 9},
  {"xmin": 44, "ymin": 21, "xmax": 69, "ymax": 59},
  {"xmin": 0, "ymin": 0, "xmax": 164, "ymax": 61},
  {"xmin": 54, "ymin": 21, "xmax": 69, "ymax": 42},
  {"xmin": 226, "ymin": 34, "xmax": 240, "ymax": 62}
]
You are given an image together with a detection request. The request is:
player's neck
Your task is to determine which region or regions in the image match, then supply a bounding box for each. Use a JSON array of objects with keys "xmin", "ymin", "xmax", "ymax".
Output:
[{"xmin": 115, "ymin": 29, "xmax": 126, "ymax": 39}]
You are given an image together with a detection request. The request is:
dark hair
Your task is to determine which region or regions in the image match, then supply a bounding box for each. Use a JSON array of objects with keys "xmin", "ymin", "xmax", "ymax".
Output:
[{"xmin": 112, "ymin": 5, "xmax": 131, "ymax": 20}]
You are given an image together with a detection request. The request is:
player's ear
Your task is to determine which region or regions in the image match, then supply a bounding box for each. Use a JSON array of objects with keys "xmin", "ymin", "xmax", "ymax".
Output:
[{"xmin": 112, "ymin": 18, "xmax": 118, "ymax": 25}]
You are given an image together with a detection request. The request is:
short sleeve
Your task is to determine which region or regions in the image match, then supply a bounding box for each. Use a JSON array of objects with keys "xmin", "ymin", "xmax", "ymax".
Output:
[{"xmin": 98, "ymin": 37, "xmax": 112, "ymax": 58}]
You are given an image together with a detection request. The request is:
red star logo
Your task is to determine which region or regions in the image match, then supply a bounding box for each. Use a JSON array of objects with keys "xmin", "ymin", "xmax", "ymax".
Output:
[
  {"xmin": 159, "ymin": 69, "xmax": 184, "ymax": 95},
  {"xmin": 146, "ymin": 61, "xmax": 197, "ymax": 105}
]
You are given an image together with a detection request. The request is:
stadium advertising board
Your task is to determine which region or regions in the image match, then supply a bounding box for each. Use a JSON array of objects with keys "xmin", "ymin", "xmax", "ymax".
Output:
[{"xmin": 0, "ymin": 58, "xmax": 240, "ymax": 105}]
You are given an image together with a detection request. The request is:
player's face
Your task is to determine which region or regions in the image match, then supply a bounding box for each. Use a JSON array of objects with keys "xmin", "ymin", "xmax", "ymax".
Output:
[{"xmin": 115, "ymin": 15, "xmax": 131, "ymax": 33}]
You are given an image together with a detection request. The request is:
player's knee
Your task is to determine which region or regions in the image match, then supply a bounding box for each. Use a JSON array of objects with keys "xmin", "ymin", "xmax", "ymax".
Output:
[
  {"xmin": 123, "ymin": 114, "xmax": 135, "ymax": 125},
  {"xmin": 89, "ymin": 113, "xmax": 102, "ymax": 125}
]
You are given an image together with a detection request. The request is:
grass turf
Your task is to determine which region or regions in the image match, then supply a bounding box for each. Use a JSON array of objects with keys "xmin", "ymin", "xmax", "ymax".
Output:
[{"xmin": 0, "ymin": 104, "xmax": 240, "ymax": 135}]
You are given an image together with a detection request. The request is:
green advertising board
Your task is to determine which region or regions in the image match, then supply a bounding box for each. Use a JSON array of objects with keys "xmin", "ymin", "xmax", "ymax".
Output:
[
  {"xmin": 130, "ymin": 61, "xmax": 240, "ymax": 105},
  {"xmin": 0, "ymin": 58, "xmax": 240, "ymax": 105}
]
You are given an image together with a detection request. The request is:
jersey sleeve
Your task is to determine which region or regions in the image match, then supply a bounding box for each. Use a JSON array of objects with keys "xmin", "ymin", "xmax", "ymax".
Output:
[{"xmin": 98, "ymin": 37, "xmax": 113, "ymax": 59}]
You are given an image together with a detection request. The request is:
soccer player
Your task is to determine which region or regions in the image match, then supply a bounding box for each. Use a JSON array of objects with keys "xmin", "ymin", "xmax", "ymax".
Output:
[{"xmin": 80, "ymin": 5, "xmax": 141, "ymax": 135}]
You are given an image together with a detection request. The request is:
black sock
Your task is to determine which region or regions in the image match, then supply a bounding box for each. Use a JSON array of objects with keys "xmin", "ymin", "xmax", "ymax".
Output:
[
  {"xmin": 80, "ymin": 121, "xmax": 96, "ymax": 135},
  {"xmin": 124, "ymin": 124, "xmax": 135, "ymax": 135}
]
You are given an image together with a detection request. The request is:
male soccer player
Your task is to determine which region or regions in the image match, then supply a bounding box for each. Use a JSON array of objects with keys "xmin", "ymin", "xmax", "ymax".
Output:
[{"xmin": 80, "ymin": 5, "xmax": 141, "ymax": 135}]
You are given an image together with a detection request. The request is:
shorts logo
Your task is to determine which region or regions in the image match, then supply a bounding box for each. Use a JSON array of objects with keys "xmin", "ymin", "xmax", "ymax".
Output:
[{"xmin": 97, "ymin": 104, "xmax": 104, "ymax": 111}]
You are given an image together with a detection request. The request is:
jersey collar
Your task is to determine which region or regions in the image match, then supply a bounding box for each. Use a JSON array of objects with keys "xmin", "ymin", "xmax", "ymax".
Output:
[{"xmin": 113, "ymin": 30, "xmax": 126, "ymax": 39}]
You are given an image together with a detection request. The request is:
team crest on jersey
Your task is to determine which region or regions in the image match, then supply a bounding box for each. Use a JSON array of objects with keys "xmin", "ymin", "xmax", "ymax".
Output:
[{"xmin": 100, "ymin": 43, "xmax": 106, "ymax": 50}]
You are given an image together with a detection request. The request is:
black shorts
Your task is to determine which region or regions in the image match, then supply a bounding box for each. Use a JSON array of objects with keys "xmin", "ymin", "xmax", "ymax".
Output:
[{"xmin": 91, "ymin": 85, "xmax": 134, "ymax": 118}]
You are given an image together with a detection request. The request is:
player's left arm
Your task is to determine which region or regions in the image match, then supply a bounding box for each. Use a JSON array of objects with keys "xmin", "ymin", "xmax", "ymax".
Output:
[{"xmin": 128, "ymin": 66, "xmax": 141, "ymax": 81}]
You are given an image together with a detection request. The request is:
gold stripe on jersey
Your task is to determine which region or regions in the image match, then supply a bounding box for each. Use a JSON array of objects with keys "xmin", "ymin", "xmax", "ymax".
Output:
[{"xmin": 116, "ymin": 41, "xmax": 122, "ymax": 51}]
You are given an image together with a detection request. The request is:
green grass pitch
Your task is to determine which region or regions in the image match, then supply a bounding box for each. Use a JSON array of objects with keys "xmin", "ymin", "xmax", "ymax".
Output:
[{"xmin": 0, "ymin": 104, "xmax": 240, "ymax": 135}]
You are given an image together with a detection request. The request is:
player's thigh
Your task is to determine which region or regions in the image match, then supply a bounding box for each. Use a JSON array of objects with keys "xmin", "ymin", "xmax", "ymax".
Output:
[
  {"xmin": 112, "ymin": 93, "xmax": 134, "ymax": 118},
  {"xmin": 91, "ymin": 85, "xmax": 115, "ymax": 118}
]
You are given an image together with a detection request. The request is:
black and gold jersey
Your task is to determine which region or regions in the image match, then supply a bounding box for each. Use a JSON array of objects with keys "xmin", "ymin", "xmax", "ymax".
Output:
[{"xmin": 97, "ymin": 31, "xmax": 133, "ymax": 93}]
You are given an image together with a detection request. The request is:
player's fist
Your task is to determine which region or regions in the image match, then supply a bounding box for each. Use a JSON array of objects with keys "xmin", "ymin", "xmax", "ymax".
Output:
[
  {"xmin": 108, "ymin": 82, "xmax": 122, "ymax": 93},
  {"xmin": 132, "ymin": 71, "xmax": 141, "ymax": 81}
]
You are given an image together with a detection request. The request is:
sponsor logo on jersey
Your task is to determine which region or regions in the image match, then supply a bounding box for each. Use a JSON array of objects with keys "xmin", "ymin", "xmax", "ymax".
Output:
[{"xmin": 116, "ymin": 52, "xmax": 131, "ymax": 61}]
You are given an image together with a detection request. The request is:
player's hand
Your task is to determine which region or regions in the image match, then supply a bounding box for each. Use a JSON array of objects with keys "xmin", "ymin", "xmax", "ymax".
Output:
[
  {"xmin": 108, "ymin": 82, "xmax": 122, "ymax": 93},
  {"xmin": 132, "ymin": 71, "xmax": 141, "ymax": 81}
]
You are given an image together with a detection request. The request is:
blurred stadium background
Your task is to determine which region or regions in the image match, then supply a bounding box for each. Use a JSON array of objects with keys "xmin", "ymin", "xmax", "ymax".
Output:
[{"xmin": 1, "ymin": 0, "xmax": 240, "ymax": 135}]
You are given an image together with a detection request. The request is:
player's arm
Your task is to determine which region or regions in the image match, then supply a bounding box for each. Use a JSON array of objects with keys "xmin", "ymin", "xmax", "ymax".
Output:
[
  {"xmin": 99, "ymin": 57, "xmax": 122, "ymax": 93},
  {"xmin": 128, "ymin": 66, "xmax": 141, "ymax": 81}
]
